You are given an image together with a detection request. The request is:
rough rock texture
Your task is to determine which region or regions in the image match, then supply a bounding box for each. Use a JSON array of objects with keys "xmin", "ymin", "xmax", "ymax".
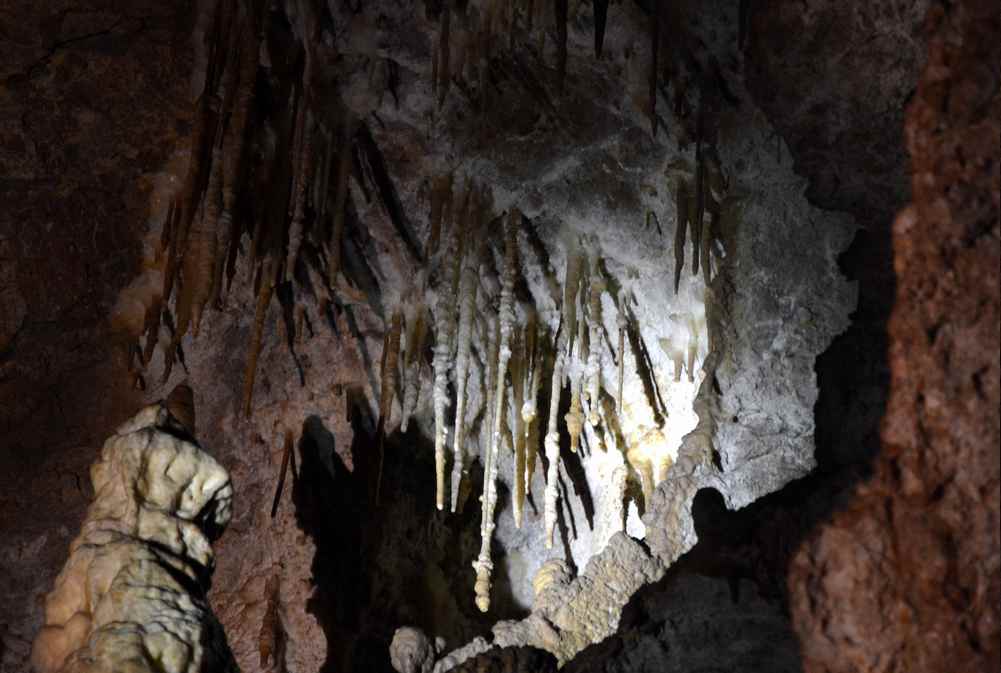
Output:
[
  {"xmin": 0, "ymin": 3, "xmax": 194, "ymax": 670},
  {"xmin": 788, "ymin": 2, "xmax": 1001, "ymax": 673},
  {"xmin": 565, "ymin": 573, "xmax": 800, "ymax": 673},
  {"xmin": 8, "ymin": 2, "xmax": 993, "ymax": 673},
  {"xmin": 31, "ymin": 398, "xmax": 236, "ymax": 673},
  {"xmin": 440, "ymin": 646, "xmax": 557, "ymax": 673},
  {"xmin": 746, "ymin": 0, "xmax": 928, "ymax": 220},
  {"xmin": 100, "ymin": 1, "xmax": 858, "ymax": 669},
  {"xmin": 746, "ymin": 0, "xmax": 930, "ymax": 477}
]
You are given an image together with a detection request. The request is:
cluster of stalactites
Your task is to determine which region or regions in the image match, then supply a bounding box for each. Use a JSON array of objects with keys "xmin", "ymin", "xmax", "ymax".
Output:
[
  {"xmin": 422, "ymin": 174, "xmax": 495, "ymax": 512},
  {"xmin": 112, "ymin": 0, "xmax": 427, "ymax": 425},
  {"xmin": 671, "ymin": 86, "xmax": 731, "ymax": 295},
  {"xmin": 430, "ymin": 0, "xmax": 622, "ymax": 110}
]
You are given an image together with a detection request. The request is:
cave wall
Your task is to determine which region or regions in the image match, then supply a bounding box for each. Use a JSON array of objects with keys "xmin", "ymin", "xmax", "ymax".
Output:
[
  {"xmin": 0, "ymin": 2, "xmax": 194, "ymax": 669},
  {"xmin": 2, "ymin": 1, "xmax": 998, "ymax": 673},
  {"xmin": 788, "ymin": 2, "xmax": 1001, "ymax": 671}
]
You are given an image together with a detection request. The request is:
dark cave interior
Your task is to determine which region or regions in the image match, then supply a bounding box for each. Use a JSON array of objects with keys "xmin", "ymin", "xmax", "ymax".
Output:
[{"xmin": 0, "ymin": 1, "xmax": 998, "ymax": 673}]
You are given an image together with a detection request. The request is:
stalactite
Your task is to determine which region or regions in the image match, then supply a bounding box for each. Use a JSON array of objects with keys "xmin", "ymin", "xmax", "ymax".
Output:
[
  {"xmin": 674, "ymin": 178, "xmax": 689, "ymax": 293},
  {"xmin": 428, "ymin": 173, "xmax": 453, "ymax": 257},
  {"xmin": 212, "ymin": 14, "xmax": 258, "ymax": 308},
  {"xmin": 474, "ymin": 209, "xmax": 518, "ymax": 613},
  {"xmin": 511, "ymin": 322, "xmax": 527, "ymax": 528},
  {"xmin": 401, "ymin": 300, "xmax": 429, "ymax": 433},
  {"xmin": 376, "ymin": 309, "xmax": 403, "ymax": 504},
  {"xmin": 328, "ymin": 116, "xmax": 355, "ymax": 289},
  {"xmin": 432, "ymin": 296, "xmax": 453, "ymax": 510},
  {"xmin": 313, "ymin": 128, "xmax": 333, "ymax": 226},
  {"xmin": 692, "ymin": 97, "xmax": 707, "ymax": 276},
  {"xmin": 593, "ymin": 0, "xmax": 608, "ymax": 57},
  {"xmin": 628, "ymin": 447, "xmax": 655, "ymax": 508},
  {"xmin": 617, "ymin": 299, "xmax": 627, "ymax": 416},
  {"xmin": 522, "ymin": 315, "xmax": 543, "ymax": 508},
  {"xmin": 586, "ymin": 275, "xmax": 605, "ymax": 427},
  {"xmin": 243, "ymin": 258, "xmax": 276, "ymax": 417},
  {"xmin": 270, "ymin": 429, "xmax": 294, "ymax": 518},
  {"xmin": 435, "ymin": 183, "xmax": 471, "ymax": 511},
  {"xmin": 286, "ymin": 95, "xmax": 311, "ymax": 283},
  {"xmin": 704, "ymin": 198, "xmax": 718, "ymax": 287},
  {"xmin": 564, "ymin": 252, "xmax": 584, "ymax": 354},
  {"xmin": 544, "ymin": 326, "xmax": 567, "ymax": 550},
  {"xmin": 177, "ymin": 145, "xmax": 223, "ymax": 345},
  {"xmin": 450, "ymin": 257, "xmax": 477, "ymax": 512},
  {"xmin": 565, "ymin": 380, "xmax": 584, "ymax": 453}
]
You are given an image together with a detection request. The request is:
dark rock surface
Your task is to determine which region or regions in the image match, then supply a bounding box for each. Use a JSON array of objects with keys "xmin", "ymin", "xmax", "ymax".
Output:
[
  {"xmin": 0, "ymin": 2, "xmax": 194, "ymax": 670},
  {"xmin": 788, "ymin": 2, "xmax": 1001, "ymax": 672}
]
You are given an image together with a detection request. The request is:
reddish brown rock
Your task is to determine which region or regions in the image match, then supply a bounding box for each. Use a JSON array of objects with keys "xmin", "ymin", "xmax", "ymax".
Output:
[
  {"xmin": 789, "ymin": 2, "xmax": 1001, "ymax": 672},
  {"xmin": 0, "ymin": 2, "xmax": 194, "ymax": 669}
]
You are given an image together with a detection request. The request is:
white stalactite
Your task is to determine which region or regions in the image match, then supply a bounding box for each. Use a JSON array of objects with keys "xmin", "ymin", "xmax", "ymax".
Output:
[
  {"xmin": 450, "ymin": 260, "xmax": 477, "ymax": 512},
  {"xmin": 473, "ymin": 209, "xmax": 518, "ymax": 613},
  {"xmin": 522, "ymin": 313, "xmax": 542, "ymax": 509},
  {"xmin": 511, "ymin": 327, "xmax": 527, "ymax": 529},
  {"xmin": 586, "ymin": 275, "xmax": 605, "ymax": 427},
  {"xmin": 544, "ymin": 326, "xmax": 568, "ymax": 550}
]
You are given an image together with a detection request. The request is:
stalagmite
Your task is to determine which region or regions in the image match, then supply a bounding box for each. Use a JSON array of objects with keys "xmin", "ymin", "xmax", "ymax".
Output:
[
  {"xmin": 31, "ymin": 395, "xmax": 236, "ymax": 673},
  {"xmin": 544, "ymin": 326, "xmax": 568, "ymax": 550},
  {"xmin": 473, "ymin": 209, "xmax": 519, "ymax": 613}
]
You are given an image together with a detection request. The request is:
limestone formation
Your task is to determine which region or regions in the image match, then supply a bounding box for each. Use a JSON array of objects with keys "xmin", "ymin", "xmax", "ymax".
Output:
[{"xmin": 31, "ymin": 395, "xmax": 235, "ymax": 673}]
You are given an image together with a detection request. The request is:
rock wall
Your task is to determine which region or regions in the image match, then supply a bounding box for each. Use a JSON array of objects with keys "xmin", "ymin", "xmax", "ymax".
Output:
[
  {"xmin": 788, "ymin": 2, "xmax": 1001, "ymax": 672},
  {"xmin": 0, "ymin": 2, "xmax": 194, "ymax": 670}
]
